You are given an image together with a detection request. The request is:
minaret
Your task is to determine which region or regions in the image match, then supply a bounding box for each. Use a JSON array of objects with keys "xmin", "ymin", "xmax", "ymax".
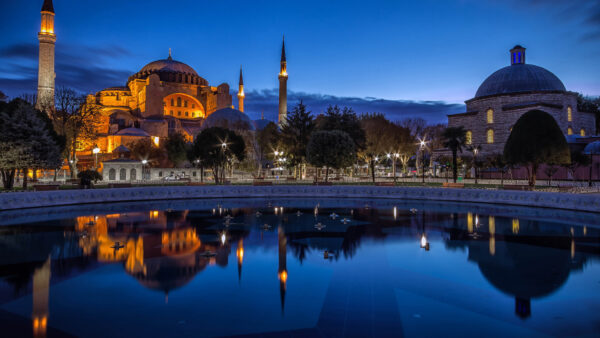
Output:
[
  {"xmin": 36, "ymin": 0, "xmax": 56, "ymax": 112},
  {"xmin": 238, "ymin": 66, "xmax": 245, "ymax": 113},
  {"xmin": 278, "ymin": 37, "xmax": 288, "ymax": 127}
]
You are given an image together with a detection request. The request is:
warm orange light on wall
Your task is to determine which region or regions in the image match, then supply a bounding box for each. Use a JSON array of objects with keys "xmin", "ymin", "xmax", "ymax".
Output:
[
  {"xmin": 278, "ymin": 270, "xmax": 288, "ymax": 283},
  {"xmin": 152, "ymin": 136, "xmax": 160, "ymax": 147}
]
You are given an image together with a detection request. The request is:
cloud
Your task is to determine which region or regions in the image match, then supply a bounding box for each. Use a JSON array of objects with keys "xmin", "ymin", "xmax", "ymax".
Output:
[
  {"xmin": 491, "ymin": 0, "xmax": 600, "ymax": 41},
  {"xmin": 0, "ymin": 42, "xmax": 133, "ymax": 97},
  {"xmin": 242, "ymin": 89, "xmax": 464, "ymax": 124}
]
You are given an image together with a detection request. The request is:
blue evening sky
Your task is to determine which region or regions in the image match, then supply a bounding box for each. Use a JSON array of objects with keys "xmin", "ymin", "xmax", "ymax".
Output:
[{"xmin": 1, "ymin": 0, "xmax": 599, "ymax": 122}]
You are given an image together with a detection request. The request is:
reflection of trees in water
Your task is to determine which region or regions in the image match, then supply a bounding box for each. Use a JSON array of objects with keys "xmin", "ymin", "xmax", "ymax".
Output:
[{"xmin": 0, "ymin": 219, "xmax": 95, "ymax": 297}]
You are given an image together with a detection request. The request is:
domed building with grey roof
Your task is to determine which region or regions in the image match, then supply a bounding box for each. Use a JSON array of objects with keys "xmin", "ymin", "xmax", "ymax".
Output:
[{"xmin": 446, "ymin": 45, "xmax": 596, "ymax": 156}]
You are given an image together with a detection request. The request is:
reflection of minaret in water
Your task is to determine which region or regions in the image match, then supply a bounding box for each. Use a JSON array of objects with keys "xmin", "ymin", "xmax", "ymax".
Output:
[
  {"xmin": 278, "ymin": 226, "xmax": 287, "ymax": 314},
  {"xmin": 32, "ymin": 256, "xmax": 51, "ymax": 338},
  {"xmin": 237, "ymin": 239, "xmax": 244, "ymax": 283}
]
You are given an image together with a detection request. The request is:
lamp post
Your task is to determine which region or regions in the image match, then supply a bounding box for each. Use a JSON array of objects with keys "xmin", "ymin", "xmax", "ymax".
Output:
[
  {"xmin": 473, "ymin": 147, "xmax": 478, "ymax": 184},
  {"xmin": 420, "ymin": 140, "xmax": 426, "ymax": 184},
  {"xmin": 394, "ymin": 153, "xmax": 399, "ymax": 183},
  {"xmin": 92, "ymin": 147, "xmax": 100, "ymax": 169},
  {"xmin": 141, "ymin": 159, "xmax": 147, "ymax": 182}
]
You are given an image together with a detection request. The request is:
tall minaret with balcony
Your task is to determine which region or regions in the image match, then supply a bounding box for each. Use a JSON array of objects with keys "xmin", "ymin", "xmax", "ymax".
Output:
[
  {"xmin": 36, "ymin": 0, "xmax": 56, "ymax": 111},
  {"xmin": 238, "ymin": 66, "xmax": 245, "ymax": 113},
  {"xmin": 278, "ymin": 37, "xmax": 288, "ymax": 126}
]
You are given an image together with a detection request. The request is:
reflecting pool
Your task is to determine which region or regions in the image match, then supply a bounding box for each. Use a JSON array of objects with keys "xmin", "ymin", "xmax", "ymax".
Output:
[{"xmin": 0, "ymin": 198, "xmax": 599, "ymax": 337}]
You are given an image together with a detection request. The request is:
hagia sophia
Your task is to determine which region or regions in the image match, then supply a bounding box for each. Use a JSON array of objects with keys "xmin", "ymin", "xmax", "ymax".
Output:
[{"xmin": 35, "ymin": 0, "xmax": 288, "ymax": 156}]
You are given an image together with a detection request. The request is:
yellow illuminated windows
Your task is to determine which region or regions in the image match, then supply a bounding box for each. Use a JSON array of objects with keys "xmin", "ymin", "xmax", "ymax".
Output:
[
  {"xmin": 580, "ymin": 129, "xmax": 585, "ymax": 137},
  {"xmin": 567, "ymin": 127, "xmax": 573, "ymax": 135},
  {"xmin": 487, "ymin": 109, "xmax": 493, "ymax": 124},
  {"xmin": 567, "ymin": 106, "xmax": 572, "ymax": 122},
  {"xmin": 487, "ymin": 129, "xmax": 494, "ymax": 144},
  {"xmin": 466, "ymin": 131, "xmax": 472, "ymax": 145}
]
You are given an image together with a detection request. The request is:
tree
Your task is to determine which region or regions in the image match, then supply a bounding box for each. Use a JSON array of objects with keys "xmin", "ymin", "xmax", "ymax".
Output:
[
  {"xmin": 0, "ymin": 91, "xmax": 7, "ymax": 102},
  {"xmin": 562, "ymin": 149, "xmax": 590, "ymax": 182},
  {"xmin": 77, "ymin": 169, "xmax": 102, "ymax": 189},
  {"xmin": 577, "ymin": 93, "xmax": 600, "ymax": 134},
  {"xmin": 0, "ymin": 99, "xmax": 62, "ymax": 189},
  {"xmin": 129, "ymin": 138, "xmax": 165, "ymax": 165},
  {"xmin": 504, "ymin": 110, "xmax": 571, "ymax": 187},
  {"xmin": 50, "ymin": 87, "xmax": 102, "ymax": 177},
  {"xmin": 280, "ymin": 102, "xmax": 315, "ymax": 178},
  {"xmin": 442, "ymin": 126, "xmax": 467, "ymax": 183},
  {"xmin": 307, "ymin": 130, "xmax": 356, "ymax": 182},
  {"xmin": 486, "ymin": 154, "xmax": 508, "ymax": 186},
  {"xmin": 164, "ymin": 133, "xmax": 189, "ymax": 167},
  {"xmin": 316, "ymin": 105, "xmax": 366, "ymax": 151},
  {"xmin": 192, "ymin": 127, "xmax": 245, "ymax": 184},
  {"xmin": 360, "ymin": 113, "xmax": 414, "ymax": 182},
  {"xmin": 399, "ymin": 118, "xmax": 427, "ymax": 140},
  {"xmin": 256, "ymin": 122, "xmax": 280, "ymax": 177}
]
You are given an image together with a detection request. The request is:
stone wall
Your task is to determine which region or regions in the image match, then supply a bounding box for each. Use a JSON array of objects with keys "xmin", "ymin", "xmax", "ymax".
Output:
[
  {"xmin": 448, "ymin": 91, "xmax": 593, "ymax": 155},
  {"xmin": 0, "ymin": 186, "xmax": 598, "ymax": 213}
]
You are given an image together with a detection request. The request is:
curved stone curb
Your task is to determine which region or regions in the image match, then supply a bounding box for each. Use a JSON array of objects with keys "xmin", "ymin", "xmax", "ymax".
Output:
[{"xmin": 0, "ymin": 186, "xmax": 598, "ymax": 213}]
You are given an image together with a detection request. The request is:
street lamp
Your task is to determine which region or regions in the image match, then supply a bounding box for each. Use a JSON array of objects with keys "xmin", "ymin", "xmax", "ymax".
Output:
[
  {"xmin": 419, "ymin": 139, "xmax": 427, "ymax": 184},
  {"xmin": 92, "ymin": 147, "xmax": 100, "ymax": 169},
  {"xmin": 141, "ymin": 159, "xmax": 148, "ymax": 181}
]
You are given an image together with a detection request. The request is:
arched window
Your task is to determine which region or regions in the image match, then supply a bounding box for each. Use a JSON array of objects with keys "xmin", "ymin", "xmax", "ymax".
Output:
[
  {"xmin": 119, "ymin": 168, "xmax": 127, "ymax": 181},
  {"xmin": 567, "ymin": 106, "xmax": 572, "ymax": 122},
  {"xmin": 130, "ymin": 168, "xmax": 137, "ymax": 181},
  {"xmin": 184, "ymin": 100, "xmax": 188, "ymax": 108},
  {"xmin": 580, "ymin": 129, "xmax": 585, "ymax": 137},
  {"xmin": 487, "ymin": 109, "xmax": 493, "ymax": 124},
  {"xmin": 567, "ymin": 127, "xmax": 573, "ymax": 135},
  {"xmin": 177, "ymin": 97, "xmax": 182, "ymax": 107},
  {"xmin": 109, "ymin": 168, "xmax": 116, "ymax": 180},
  {"xmin": 487, "ymin": 129, "xmax": 494, "ymax": 144},
  {"xmin": 171, "ymin": 98, "xmax": 174, "ymax": 106},
  {"xmin": 465, "ymin": 130, "xmax": 472, "ymax": 145}
]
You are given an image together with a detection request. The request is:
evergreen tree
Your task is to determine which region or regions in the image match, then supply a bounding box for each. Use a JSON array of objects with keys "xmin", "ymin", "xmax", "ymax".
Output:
[
  {"xmin": 164, "ymin": 133, "xmax": 189, "ymax": 167},
  {"xmin": 280, "ymin": 102, "xmax": 315, "ymax": 178}
]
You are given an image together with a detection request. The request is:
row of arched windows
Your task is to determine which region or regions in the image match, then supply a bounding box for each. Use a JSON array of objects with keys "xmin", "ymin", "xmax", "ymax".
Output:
[{"xmin": 108, "ymin": 168, "xmax": 137, "ymax": 181}]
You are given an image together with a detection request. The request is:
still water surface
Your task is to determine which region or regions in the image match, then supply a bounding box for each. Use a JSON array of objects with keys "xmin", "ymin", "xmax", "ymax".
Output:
[{"xmin": 0, "ymin": 198, "xmax": 599, "ymax": 337}]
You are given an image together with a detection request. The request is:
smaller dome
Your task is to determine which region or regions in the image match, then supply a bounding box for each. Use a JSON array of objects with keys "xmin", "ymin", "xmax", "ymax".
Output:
[
  {"xmin": 584, "ymin": 141, "xmax": 600, "ymax": 154},
  {"xmin": 202, "ymin": 108, "xmax": 255, "ymax": 131},
  {"xmin": 115, "ymin": 127, "xmax": 150, "ymax": 137}
]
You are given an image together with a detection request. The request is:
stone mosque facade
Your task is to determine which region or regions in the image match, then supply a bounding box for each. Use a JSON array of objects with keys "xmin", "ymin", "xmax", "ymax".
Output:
[
  {"xmin": 35, "ymin": 0, "xmax": 289, "ymax": 156},
  {"xmin": 446, "ymin": 45, "xmax": 596, "ymax": 156}
]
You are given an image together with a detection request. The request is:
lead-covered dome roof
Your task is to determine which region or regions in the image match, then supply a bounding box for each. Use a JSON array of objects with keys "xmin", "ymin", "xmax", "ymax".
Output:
[
  {"xmin": 474, "ymin": 46, "xmax": 566, "ymax": 98},
  {"xmin": 475, "ymin": 64, "xmax": 566, "ymax": 98},
  {"xmin": 128, "ymin": 53, "xmax": 208, "ymax": 86}
]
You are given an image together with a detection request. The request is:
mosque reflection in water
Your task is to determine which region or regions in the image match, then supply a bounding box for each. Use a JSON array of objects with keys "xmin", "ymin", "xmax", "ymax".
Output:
[{"xmin": 0, "ymin": 202, "xmax": 597, "ymax": 337}]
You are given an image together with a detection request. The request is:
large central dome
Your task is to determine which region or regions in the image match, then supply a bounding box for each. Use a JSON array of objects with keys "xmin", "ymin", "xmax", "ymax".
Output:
[
  {"xmin": 128, "ymin": 53, "xmax": 208, "ymax": 86},
  {"xmin": 139, "ymin": 59, "xmax": 199, "ymax": 76},
  {"xmin": 474, "ymin": 46, "xmax": 566, "ymax": 98}
]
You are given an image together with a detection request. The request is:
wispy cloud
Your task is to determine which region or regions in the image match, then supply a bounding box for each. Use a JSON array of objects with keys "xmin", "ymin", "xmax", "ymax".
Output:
[
  {"xmin": 242, "ymin": 89, "xmax": 464, "ymax": 123},
  {"xmin": 0, "ymin": 42, "xmax": 133, "ymax": 97},
  {"xmin": 490, "ymin": 0, "xmax": 600, "ymax": 41}
]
